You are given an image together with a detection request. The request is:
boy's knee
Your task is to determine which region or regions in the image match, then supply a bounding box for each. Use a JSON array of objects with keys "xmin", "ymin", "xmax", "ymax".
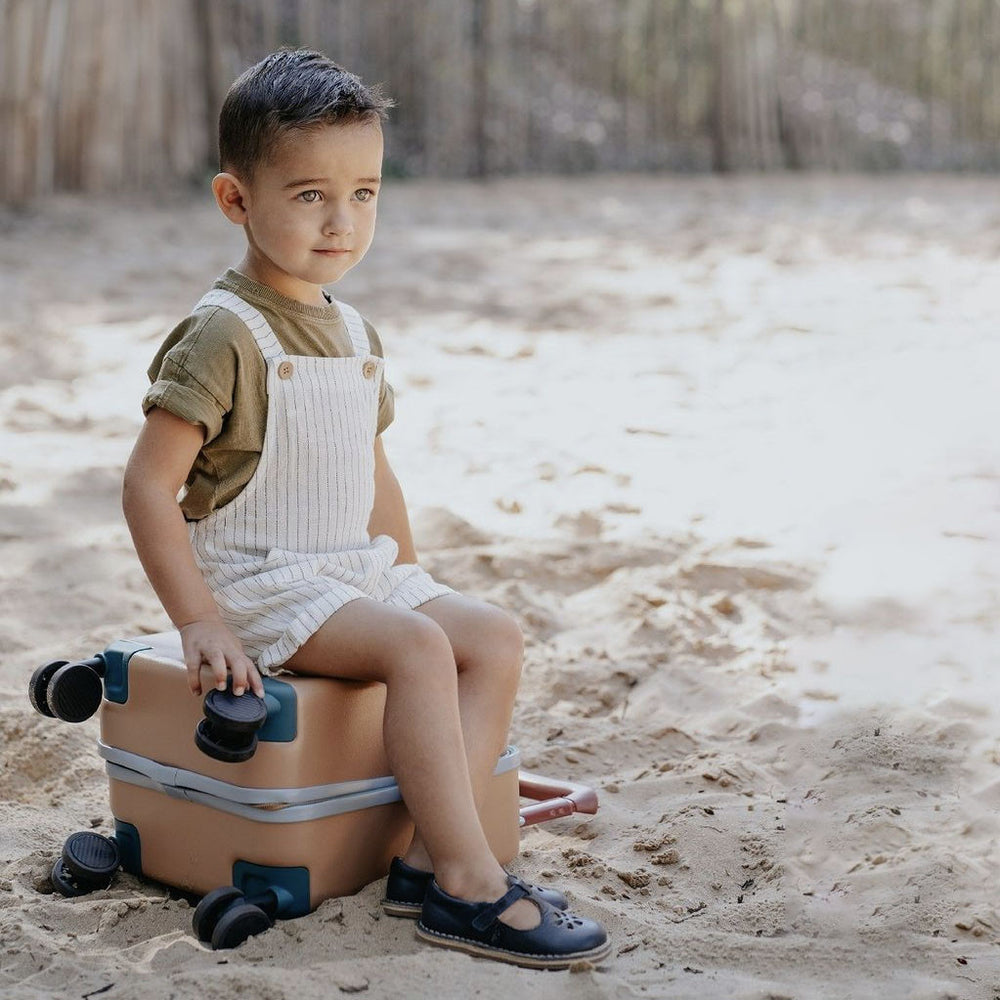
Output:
[
  {"xmin": 386, "ymin": 613, "xmax": 454, "ymax": 678},
  {"xmin": 478, "ymin": 605, "xmax": 524, "ymax": 675}
]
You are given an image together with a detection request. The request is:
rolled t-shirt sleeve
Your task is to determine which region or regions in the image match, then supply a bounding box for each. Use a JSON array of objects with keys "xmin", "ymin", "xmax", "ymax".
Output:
[
  {"xmin": 142, "ymin": 308, "xmax": 241, "ymax": 444},
  {"xmin": 144, "ymin": 363, "xmax": 227, "ymax": 442}
]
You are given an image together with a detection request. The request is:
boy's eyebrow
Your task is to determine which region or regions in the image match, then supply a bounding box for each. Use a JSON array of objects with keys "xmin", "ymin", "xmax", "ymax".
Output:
[{"xmin": 283, "ymin": 176, "xmax": 382, "ymax": 189}]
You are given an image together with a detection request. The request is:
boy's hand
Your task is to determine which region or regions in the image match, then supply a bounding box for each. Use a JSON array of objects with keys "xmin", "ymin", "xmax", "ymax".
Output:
[{"xmin": 178, "ymin": 618, "xmax": 264, "ymax": 699}]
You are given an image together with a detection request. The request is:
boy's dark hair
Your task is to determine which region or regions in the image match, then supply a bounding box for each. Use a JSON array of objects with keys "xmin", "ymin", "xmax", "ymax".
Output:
[{"xmin": 219, "ymin": 48, "xmax": 392, "ymax": 179}]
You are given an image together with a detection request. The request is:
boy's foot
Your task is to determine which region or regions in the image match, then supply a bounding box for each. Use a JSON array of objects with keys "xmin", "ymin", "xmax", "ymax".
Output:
[
  {"xmin": 381, "ymin": 856, "xmax": 568, "ymax": 918},
  {"xmin": 415, "ymin": 876, "xmax": 611, "ymax": 970}
]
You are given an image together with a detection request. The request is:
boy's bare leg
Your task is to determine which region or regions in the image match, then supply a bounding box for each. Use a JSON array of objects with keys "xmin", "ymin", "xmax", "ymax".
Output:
[
  {"xmin": 401, "ymin": 594, "xmax": 522, "ymax": 873},
  {"xmin": 283, "ymin": 598, "xmax": 538, "ymax": 929}
]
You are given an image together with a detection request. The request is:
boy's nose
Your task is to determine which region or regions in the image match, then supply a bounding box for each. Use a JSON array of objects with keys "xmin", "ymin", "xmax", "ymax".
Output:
[{"xmin": 323, "ymin": 207, "xmax": 353, "ymax": 236}]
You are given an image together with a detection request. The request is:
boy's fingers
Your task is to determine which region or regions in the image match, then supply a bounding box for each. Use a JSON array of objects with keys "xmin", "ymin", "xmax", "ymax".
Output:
[
  {"xmin": 230, "ymin": 656, "xmax": 248, "ymax": 697},
  {"xmin": 232, "ymin": 655, "xmax": 264, "ymax": 699},
  {"xmin": 184, "ymin": 657, "xmax": 203, "ymax": 695},
  {"xmin": 207, "ymin": 650, "xmax": 228, "ymax": 690},
  {"xmin": 249, "ymin": 663, "xmax": 265, "ymax": 698}
]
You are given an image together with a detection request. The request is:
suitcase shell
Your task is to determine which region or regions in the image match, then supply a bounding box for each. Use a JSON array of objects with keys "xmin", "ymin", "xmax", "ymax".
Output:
[{"xmin": 98, "ymin": 632, "xmax": 521, "ymax": 916}]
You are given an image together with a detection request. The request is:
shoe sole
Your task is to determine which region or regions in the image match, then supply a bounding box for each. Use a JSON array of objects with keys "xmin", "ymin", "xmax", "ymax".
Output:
[{"xmin": 414, "ymin": 923, "xmax": 613, "ymax": 970}]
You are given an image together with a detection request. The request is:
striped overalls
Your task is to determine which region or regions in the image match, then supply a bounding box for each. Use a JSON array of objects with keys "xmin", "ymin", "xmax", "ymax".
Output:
[{"xmin": 187, "ymin": 290, "xmax": 452, "ymax": 673}]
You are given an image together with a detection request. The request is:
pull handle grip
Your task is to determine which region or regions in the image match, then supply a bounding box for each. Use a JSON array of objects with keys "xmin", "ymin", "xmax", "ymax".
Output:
[{"xmin": 517, "ymin": 771, "xmax": 599, "ymax": 828}]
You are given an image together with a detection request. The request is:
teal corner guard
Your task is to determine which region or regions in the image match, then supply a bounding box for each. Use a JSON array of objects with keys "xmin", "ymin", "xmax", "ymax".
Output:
[
  {"xmin": 113, "ymin": 819, "xmax": 142, "ymax": 876},
  {"xmin": 233, "ymin": 861, "xmax": 310, "ymax": 918},
  {"xmin": 258, "ymin": 678, "xmax": 297, "ymax": 743},
  {"xmin": 102, "ymin": 639, "xmax": 153, "ymax": 704}
]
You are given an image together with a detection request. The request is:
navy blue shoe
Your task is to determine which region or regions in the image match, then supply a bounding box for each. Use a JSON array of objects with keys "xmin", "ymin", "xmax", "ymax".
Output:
[
  {"xmin": 382, "ymin": 857, "xmax": 570, "ymax": 918},
  {"xmin": 415, "ymin": 876, "xmax": 611, "ymax": 970}
]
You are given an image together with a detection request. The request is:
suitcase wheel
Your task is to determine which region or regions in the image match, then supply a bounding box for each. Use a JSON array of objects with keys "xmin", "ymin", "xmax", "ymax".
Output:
[
  {"xmin": 210, "ymin": 902, "xmax": 272, "ymax": 950},
  {"xmin": 63, "ymin": 831, "xmax": 119, "ymax": 883},
  {"xmin": 51, "ymin": 857, "xmax": 93, "ymax": 897},
  {"xmin": 29, "ymin": 657, "xmax": 105, "ymax": 723},
  {"xmin": 48, "ymin": 662, "xmax": 104, "ymax": 723},
  {"xmin": 28, "ymin": 660, "xmax": 69, "ymax": 718},
  {"xmin": 193, "ymin": 886, "xmax": 246, "ymax": 942},
  {"xmin": 194, "ymin": 883, "xmax": 281, "ymax": 949},
  {"xmin": 51, "ymin": 832, "xmax": 120, "ymax": 896},
  {"xmin": 195, "ymin": 685, "xmax": 267, "ymax": 763}
]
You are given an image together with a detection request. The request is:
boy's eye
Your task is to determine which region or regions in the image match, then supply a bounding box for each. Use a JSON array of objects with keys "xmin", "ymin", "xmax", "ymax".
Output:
[
  {"xmin": 297, "ymin": 190, "xmax": 322, "ymax": 203},
  {"xmin": 355, "ymin": 188, "xmax": 375, "ymax": 203}
]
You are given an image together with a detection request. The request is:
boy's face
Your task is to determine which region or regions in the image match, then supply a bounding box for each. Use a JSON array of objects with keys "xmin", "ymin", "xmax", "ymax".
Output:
[{"xmin": 228, "ymin": 121, "xmax": 384, "ymax": 305}]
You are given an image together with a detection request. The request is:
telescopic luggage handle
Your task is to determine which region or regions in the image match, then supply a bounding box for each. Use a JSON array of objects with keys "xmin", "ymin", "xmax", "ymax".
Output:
[{"xmin": 518, "ymin": 772, "xmax": 599, "ymax": 827}]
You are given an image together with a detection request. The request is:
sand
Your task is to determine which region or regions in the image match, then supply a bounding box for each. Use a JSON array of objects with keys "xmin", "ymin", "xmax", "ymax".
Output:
[{"xmin": 2, "ymin": 174, "xmax": 999, "ymax": 999}]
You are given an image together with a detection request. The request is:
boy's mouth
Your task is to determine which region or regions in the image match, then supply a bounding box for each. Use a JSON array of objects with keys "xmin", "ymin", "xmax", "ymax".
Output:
[{"xmin": 314, "ymin": 248, "xmax": 351, "ymax": 255}]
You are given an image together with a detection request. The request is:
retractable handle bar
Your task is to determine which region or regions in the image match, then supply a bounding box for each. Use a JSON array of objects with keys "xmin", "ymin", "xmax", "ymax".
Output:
[{"xmin": 518, "ymin": 772, "xmax": 599, "ymax": 827}]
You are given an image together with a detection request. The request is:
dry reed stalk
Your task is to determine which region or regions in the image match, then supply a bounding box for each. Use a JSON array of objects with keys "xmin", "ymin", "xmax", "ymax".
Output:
[{"xmin": 3, "ymin": 0, "xmax": 1000, "ymax": 204}]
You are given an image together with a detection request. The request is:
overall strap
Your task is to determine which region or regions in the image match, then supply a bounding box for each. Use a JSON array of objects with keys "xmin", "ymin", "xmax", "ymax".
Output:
[
  {"xmin": 335, "ymin": 300, "xmax": 371, "ymax": 357},
  {"xmin": 193, "ymin": 289, "xmax": 285, "ymax": 363}
]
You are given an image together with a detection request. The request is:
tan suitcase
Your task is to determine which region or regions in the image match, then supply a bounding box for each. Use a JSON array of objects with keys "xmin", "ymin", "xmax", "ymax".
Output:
[
  {"xmin": 29, "ymin": 631, "xmax": 598, "ymax": 945},
  {"xmin": 97, "ymin": 631, "xmax": 522, "ymax": 913}
]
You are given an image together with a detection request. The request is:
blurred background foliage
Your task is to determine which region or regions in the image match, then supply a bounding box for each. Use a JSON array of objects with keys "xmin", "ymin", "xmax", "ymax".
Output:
[{"xmin": 3, "ymin": 0, "xmax": 999, "ymax": 203}]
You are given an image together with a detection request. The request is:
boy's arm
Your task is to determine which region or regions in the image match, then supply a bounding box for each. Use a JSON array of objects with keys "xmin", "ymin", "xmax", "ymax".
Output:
[
  {"xmin": 122, "ymin": 407, "xmax": 263, "ymax": 698},
  {"xmin": 368, "ymin": 436, "xmax": 418, "ymax": 565}
]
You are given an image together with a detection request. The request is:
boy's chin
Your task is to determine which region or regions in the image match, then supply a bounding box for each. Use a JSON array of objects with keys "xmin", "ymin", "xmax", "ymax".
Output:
[{"xmin": 307, "ymin": 260, "xmax": 356, "ymax": 285}]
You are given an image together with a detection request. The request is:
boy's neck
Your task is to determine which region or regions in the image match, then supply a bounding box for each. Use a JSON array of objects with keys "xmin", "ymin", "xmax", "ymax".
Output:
[{"xmin": 236, "ymin": 252, "xmax": 330, "ymax": 308}]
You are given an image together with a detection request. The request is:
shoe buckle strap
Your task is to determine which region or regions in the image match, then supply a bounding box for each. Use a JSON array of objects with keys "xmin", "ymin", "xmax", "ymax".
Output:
[{"xmin": 470, "ymin": 881, "xmax": 531, "ymax": 932}]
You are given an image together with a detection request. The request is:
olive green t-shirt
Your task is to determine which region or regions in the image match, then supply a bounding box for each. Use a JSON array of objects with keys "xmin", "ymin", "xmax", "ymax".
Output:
[{"xmin": 143, "ymin": 269, "xmax": 394, "ymax": 521}]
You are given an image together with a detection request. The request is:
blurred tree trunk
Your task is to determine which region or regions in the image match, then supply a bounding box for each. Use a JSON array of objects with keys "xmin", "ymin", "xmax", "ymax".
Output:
[
  {"xmin": 470, "ymin": 0, "xmax": 488, "ymax": 177},
  {"xmin": 710, "ymin": 0, "xmax": 730, "ymax": 172},
  {"xmin": 4, "ymin": 0, "xmax": 1000, "ymax": 202}
]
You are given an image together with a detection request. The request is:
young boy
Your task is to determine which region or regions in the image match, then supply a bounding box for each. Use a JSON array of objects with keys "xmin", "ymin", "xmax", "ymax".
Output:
[{"xmin": 122, "ymin": 48, "xmax": 609, "ymax": 969}]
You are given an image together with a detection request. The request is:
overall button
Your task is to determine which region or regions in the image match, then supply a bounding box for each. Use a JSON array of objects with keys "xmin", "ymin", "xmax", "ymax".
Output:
[
  {"xmin": 277, "ymin": 361, "xmax": 294, "ymax": 380},
  {"xmin": 362, "ymin": 359, "xmax": 377, "ymax": 379}
]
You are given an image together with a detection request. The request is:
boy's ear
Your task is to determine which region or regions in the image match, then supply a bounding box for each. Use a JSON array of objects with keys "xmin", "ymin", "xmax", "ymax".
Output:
[{"xmin": 212, "ymin": 172, "xmax": 250, "ymax": 225}]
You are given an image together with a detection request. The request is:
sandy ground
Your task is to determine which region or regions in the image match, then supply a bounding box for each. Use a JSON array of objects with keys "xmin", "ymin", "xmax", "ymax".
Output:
[{"xmin": 1, "ymin": 174, "xmax": 999, "ymax": 999}]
